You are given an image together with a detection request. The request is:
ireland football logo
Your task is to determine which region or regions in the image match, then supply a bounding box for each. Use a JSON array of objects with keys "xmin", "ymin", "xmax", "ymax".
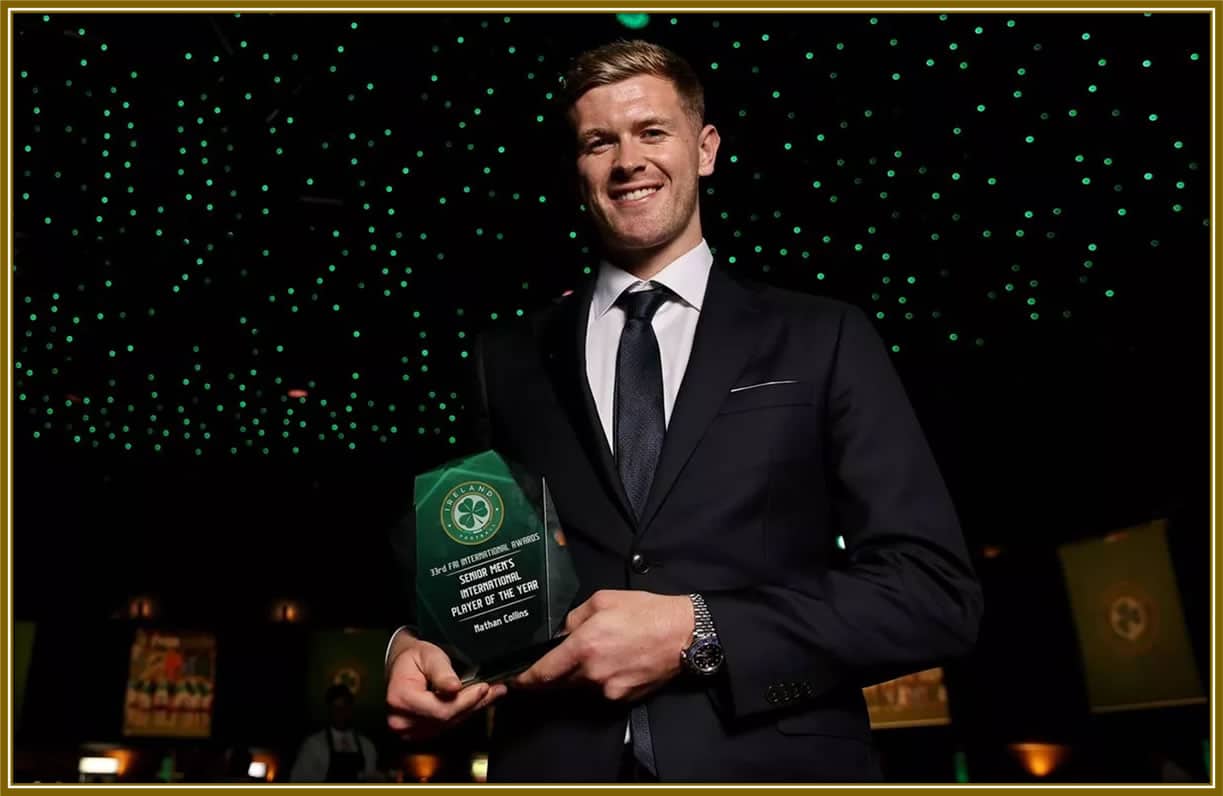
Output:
[{"xmin": 440, "ymin": 481, "xmax": 505, "ymax": 545}]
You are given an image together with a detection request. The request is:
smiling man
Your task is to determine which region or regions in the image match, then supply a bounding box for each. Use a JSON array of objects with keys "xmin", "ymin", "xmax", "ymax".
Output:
[{"xmin": 385, "ymin": 40, "xmax": 983, "ymax": 782}]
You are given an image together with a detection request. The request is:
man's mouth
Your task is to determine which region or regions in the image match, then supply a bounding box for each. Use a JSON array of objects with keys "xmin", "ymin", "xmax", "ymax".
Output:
[{"xmin": 609, "ymin": 185, "xmax": 661, "ymax": 203}]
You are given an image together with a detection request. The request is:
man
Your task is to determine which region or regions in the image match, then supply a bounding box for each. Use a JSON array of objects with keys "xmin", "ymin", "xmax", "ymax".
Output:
[
  {"xmin": 290, "ymin": 684, "xmax": 379, "ymax": 782},
  {"xmin": 386, "ymin": 39, "xmax": 982, "ymax": 782}
]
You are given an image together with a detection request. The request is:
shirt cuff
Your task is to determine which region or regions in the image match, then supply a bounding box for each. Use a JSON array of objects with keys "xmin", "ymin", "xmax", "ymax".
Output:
[{"xmin": 384, "ymin": 625, "xmax": 411, "ymax": 670}]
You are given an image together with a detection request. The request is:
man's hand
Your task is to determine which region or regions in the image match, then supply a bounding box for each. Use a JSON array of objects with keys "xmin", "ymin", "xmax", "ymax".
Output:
[
  {"xmin": 513, "ymin": 590, "xmax": 694, "ymax": 702},
  {"xmin": 385, "ymin": 630, "xmax": 506, "ymax": 741}
]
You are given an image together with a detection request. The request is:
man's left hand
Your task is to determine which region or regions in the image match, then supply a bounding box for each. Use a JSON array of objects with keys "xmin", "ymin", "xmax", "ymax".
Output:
[{"xmin": 513, "ymin": 590, "xmax": 694, "ymax": 701}]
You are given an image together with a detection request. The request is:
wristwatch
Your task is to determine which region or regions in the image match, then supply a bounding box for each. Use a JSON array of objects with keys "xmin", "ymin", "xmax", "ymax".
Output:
[{"xmin": 680, "ymin": 593, "xmax": 724, "ymax": 675}]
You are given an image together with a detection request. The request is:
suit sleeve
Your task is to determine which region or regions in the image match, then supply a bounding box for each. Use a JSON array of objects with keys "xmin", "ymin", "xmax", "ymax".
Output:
[{"xmin": 702, "ymin": 304, "xmax": 983, "ymax": 720}]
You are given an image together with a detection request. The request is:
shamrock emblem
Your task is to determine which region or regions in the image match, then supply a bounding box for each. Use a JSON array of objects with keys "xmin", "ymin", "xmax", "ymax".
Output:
[
  {"xmin": 1109, "ymin": 595, "xmax": 1147, "ymax": 642},
  {"xmin": 441, "ymin": 481, "xmax": 504, "ymax": 544},
  {"xmin": 333, "ymin": 667, "xmax": 362, "ymax": 696},
  {"xmin": 456, "ymin": 496, "xmax": 490, "ymax": 530}
]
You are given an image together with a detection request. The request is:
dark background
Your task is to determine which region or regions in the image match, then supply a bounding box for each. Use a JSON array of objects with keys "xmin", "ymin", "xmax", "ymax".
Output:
[{"xmin": 12, "ymin": 11, "xmax": 1211, "ymax": 782}]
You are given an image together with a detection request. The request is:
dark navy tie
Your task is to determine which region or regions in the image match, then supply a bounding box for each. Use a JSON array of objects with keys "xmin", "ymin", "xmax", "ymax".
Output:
[
  {"xmin": 614, "ymin": 286, "xmax": 670, "ymax": 520},
  {"xmin": 614, "ymin": 284, "xmax": 669, "ymax": 777}
]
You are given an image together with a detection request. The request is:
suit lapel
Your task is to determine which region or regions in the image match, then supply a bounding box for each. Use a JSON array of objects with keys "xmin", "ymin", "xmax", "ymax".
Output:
[
  {"xmin": 638, "ymin": 265, "xmax": 766, "ymax": 534},
  {"xmin": 539, "ymin": 282, "xmax": 638, "ymax": 532}
]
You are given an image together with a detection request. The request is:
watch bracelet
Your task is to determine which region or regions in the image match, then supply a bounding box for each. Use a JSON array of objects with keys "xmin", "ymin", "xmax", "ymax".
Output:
[{"xmin": 689, "ymin": 592, "xmax": 716, "ymax": 639}]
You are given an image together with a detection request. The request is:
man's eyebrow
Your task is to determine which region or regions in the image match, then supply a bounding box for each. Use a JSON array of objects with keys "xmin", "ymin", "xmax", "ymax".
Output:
[
  {"xmin": 578, "ymin": 127, "xmax": 614, "ymax": 142},
  {"xmin": 634, "ymin": 116, "xmax": 674, "ymax": 130}
]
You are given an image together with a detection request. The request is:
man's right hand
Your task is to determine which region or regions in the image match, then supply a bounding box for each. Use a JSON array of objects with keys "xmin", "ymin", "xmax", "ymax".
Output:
[{"xmin": 385, "ymin": 630, "xmax": 507, "ymax": 741}]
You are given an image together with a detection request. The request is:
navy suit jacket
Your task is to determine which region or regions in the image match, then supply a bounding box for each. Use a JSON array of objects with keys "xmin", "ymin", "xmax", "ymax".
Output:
[{"xmin": 442, "ymin": 264, "xmax": 982, "ymax": 781}]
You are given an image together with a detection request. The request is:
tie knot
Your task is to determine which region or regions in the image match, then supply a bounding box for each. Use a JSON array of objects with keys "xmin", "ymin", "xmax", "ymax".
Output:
[{"xmin": 616, "ymin": 284, "xmax": 670, "ymax": 321}]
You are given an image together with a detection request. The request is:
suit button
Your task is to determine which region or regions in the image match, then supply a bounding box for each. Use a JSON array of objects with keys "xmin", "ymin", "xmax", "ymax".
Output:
[{"xmin": 629, "ymin": 553, "xmax": 649, "ymax": 574}]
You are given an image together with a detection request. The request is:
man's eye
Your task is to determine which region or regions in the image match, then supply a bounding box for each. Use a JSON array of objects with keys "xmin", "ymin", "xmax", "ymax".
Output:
[
  {"xmin": 586, "ymin": 140, "xmax": 612, "ymax": 152},
  {"xmin": 643, "ymin": 129, "xmax": 665, "ymax": 139}
]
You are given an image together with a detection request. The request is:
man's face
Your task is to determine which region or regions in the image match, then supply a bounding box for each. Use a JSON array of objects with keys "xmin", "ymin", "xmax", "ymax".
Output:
[
  {"xmin": 328, "ymin": 697, "xmax": 353, "ymax": 730},
  {"xmin": 571, "ymin": 74, "xmax": 719, "ymax": 260}
]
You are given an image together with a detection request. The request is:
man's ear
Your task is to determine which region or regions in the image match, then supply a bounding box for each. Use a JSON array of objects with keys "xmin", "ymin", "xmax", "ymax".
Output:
[{"xmin": 697, "ymin": 124, "xmax": 720, "ymax": 177}]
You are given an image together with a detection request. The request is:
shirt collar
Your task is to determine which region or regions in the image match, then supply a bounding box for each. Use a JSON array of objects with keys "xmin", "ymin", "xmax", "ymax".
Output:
[{"xmin": 592, "ymin": 239, "xmax": 714, "ymax": 318}]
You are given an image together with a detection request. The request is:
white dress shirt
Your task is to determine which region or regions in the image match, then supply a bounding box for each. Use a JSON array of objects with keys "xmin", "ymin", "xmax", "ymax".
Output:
[{"xmin": 585, "ymin": 239, "xmax": 714, "ymax": 454}]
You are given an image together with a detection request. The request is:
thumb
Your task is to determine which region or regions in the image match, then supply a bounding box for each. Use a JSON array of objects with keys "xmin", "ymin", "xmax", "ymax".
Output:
[{"xmin": 419, "ymin": 644, "xmax": 463, "ymax": 695}]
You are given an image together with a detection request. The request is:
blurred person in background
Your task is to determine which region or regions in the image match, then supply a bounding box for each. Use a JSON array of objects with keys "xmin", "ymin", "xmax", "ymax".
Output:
[{"xmin": 290, "ymin": 684, "xmax": 379, "ymax": 782}]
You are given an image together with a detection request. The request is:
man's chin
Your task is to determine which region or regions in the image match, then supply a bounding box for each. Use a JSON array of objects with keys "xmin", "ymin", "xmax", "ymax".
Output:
[{"xmin": 599, "ymin": 227, "xmax": 671, "ymax": 253}]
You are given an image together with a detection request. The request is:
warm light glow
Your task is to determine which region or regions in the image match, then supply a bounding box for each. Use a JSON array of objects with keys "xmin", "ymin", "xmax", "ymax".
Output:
[
  {"xmin": 288, "ymin": 388, "xmax": 308, "ymax": 398},
  {"xmin": 251, "ymin": 751, "xmax": 278, "ymax": 782},
  {"xmin": 110, "ymin": 750, "xmax": 134, "ymax": 776},
  {"xmin": 471, "ymin": 753, "xmax": 489, "ymax": 783},
  {"xmin": 129, "ymin": 597, "xmax": 155, "ymax": 619},
  {"xmin": 1009, "ymin": 743, "xmax": 1070, "ymax": 777},
  {"xmin": 247, "ymin": 761, "xmax": 267, "ymax": 779},
  {"xmin": 405, "ymin": 753, "xmax": 442, "ymax": 783},
  {"xmin": 983, "ymin": 545, "xmax": 1004, "ymax": 559},
  {"xmin": 79, "ymin": 757, "xmax": 119, "ymax": 775},
  {"xmin": 273, "ymin": 601, "xmax": 301, "ymax": 622}
]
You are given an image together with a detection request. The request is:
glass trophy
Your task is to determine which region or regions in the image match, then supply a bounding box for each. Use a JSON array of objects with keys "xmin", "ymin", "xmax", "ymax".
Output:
[{"xmin": 413, "ymin": 450, "xmax": 579, "ymax": 684}]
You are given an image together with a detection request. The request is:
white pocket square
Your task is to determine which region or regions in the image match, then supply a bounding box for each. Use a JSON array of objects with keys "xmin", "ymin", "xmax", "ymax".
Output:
[{"xmin": 729, "ymin": 379, "xmax": 799, "ymax": 394}]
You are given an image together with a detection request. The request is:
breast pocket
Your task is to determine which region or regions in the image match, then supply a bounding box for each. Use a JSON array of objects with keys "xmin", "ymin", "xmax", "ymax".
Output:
[
  {"xmin": 718, "ymin": 380, "xmax": 813, "ymax": 415},
  {"xmin": 775, "ymin": 706, "xmax": 872, "ymax": 740}
]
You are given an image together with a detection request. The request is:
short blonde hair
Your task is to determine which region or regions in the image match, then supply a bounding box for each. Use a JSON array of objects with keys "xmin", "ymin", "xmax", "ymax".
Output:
[{"xmin": 561, "ymin": 39, "xmax": 705, "ymax": 126}]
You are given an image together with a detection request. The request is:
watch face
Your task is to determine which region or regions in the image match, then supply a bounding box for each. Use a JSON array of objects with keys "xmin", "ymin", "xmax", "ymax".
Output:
[{"xmin": 688, "ymin": 637, "xmax": 724, "ymax": 674}]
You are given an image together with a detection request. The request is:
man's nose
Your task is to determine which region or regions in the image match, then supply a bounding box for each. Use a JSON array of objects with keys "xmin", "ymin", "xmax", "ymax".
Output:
[{"xmin": 612, "ymin": 139, "xmax": 646, "ymax": 174}]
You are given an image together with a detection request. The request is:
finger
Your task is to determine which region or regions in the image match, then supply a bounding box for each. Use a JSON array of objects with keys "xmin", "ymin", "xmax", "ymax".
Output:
[
  {"xmin": 418, "ymin": 644, "xmax": 463, "ymax": 695},
  {"xmin": 444, "ymin": 682, "xmax": 494, "ymax": 718},
  {"xmin": 514, "ymin": 638, "xmax": 583, "ymax": 688},
  {"xmin": 468, "ymin": 683, "xmax": 508, "ymax": 714},
  {"xmin": 386, "ymin": 677, "xmax": 427, "ymax": 713},
  {"xmin": 398, "ymin": 681, "xmax": 489, "ymax": 722},
  {"xmin": 390, "ymin": 681, "xmax": 503, "ymax": 738},
  {"xmin": 564, "ymin": 597, "xmax": 599, "ymax": 632},
  {"xmin": 385, "ymin": 650, "xmax": 431, "ymax": 711}
]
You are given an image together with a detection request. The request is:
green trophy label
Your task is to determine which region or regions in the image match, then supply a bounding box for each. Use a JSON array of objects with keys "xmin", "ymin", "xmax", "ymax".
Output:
[{"xmin": 412, "ymin": 450, "xmax": 579, "ymax": 683}]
